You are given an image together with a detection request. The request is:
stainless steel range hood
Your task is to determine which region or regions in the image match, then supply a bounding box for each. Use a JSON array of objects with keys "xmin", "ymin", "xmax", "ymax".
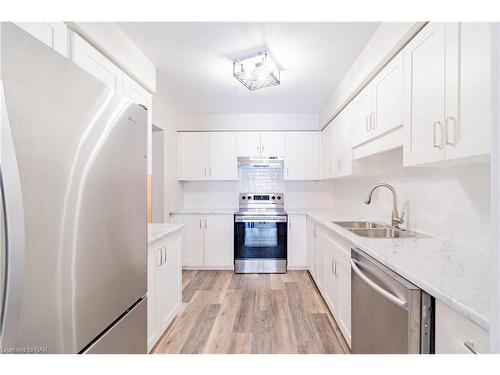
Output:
[{"xmin": 237, "ymin": 156, "xmax": 284, "ymax": 169}]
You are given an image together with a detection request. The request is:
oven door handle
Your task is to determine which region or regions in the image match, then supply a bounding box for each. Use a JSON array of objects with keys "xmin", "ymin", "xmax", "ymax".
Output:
[
  {"xmin": 351, "ymin": 259, "xmax": 408, "ymax": 311},
  {"xmin": 235, "ymin": 216, "xmax": 287, "ymax": 223}
]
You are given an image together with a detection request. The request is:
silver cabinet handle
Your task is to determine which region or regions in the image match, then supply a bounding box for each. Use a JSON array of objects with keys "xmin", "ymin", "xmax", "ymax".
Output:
[
  {"xmin": 209, "ymin": 167, "xmax": 212, "ymax": 177},
  {"xmin": 351, "ymin": 259, "xmax": 409, "ymax": 310},
  {"xmin": 331, "ymin": 259, "xmax": 335, "ymax": 275},
  {"xmin": 204, "ymin": 219, "xmax": 207, "ymax": 229},
  {"xmin": 433, "ymin": 121, "xmax": 443, "ymax": 149},
  {"xmin": 445, "ymin": 116, "xmax": 456, "ymax": 146},
  {"xmin": 157, "ymin": 248, "xmax": 162, "ymax": 266},
  {"xmin": 257, "ymin": 144, "xmax": 260, "ymax": 154},
  {"xmin": 464, "ymin": 341, "xmax": 479, "ymax": 354},
  {"xmin": 199, "ymin": 219, "xmax": 202, "ymax": 229},
  {"xmin": 163, "ymin": 246, "xmax": 167, "ymax": 264},
  {"xmin": 286, "ymin": 166, "xmax": 289, "ymax": 176},
  {"xmin": 204, "ymin": 167, "xmax": 207, "ymax": 177}
]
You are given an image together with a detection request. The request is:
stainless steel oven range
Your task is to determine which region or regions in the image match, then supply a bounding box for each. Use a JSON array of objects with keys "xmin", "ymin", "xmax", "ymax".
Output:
[{"xmin": 234, "ymin": 193, "xmax": 287, "ymax": 273}]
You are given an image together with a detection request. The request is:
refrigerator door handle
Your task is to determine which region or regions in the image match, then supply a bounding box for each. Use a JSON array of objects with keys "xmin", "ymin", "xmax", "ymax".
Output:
[{"xmin": 0, "ymin": 82, "xmax": 26, "ymax": 348}]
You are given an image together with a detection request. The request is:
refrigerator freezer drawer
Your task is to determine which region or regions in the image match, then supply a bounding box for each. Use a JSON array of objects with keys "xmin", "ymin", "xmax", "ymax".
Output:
[{"xmin": 83, "ymin": 298, "xmax": 147, "ymax": 354}]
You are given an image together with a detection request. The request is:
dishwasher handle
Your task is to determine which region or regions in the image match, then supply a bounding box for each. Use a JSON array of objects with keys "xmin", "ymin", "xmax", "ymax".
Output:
[{"xmin": 351, "ymin": 259, "xmax": 409, "ymax": 311}]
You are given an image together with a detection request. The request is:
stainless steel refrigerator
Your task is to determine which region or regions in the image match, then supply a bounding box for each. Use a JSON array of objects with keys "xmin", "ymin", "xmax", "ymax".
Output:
[{"xmin": 0, "ymin": 23, "xmax": 147, "ymax": 354}]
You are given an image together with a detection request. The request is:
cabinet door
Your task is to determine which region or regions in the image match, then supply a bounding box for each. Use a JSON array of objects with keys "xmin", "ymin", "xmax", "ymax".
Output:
[
  {"xmin": 203, "ymin": 214, "xmax": 234, "ymax": 267},
  {"xmin": 351, "ymin": 86, "xmax": 373, "ymax": 147},
  {"xmin": 157, "ymin": 237, "xmax": 181, "ymax": 333},
  {"xmin": 324, "ymin": 248, "xmax": 337, "ymax": 314},
  {"xmin": 208, "ymin": 132, "xmax": 237, "ymax": 180},
  {"xmin": 14, "ymin": 22, "xmax": 68, "ymax": 57},
  {"xmin": 334, "ymin": 106, "xmax": 353, "ymax": 178},
  {"xmin": 287, "ymin": 214, "xmax": 307, "ymax": 268},
  {"xmin": 321, "ymin": 123, "xmax": 335, "ymax": 179},
  {"xmin": 71, "ymin": 32, "xmax": 123, "ymax": 92},
  {"xmin": 260, "ymin": 132, "xmax": 285, "ymax": 157},
  {"xmin": 309, "ymin": 223, "xmax": 320, "ymax": 280},
  {"xmin": 284, "ymin": 132, "xmax": 320, "ymax": 180},
  {"xmin": 236, "ymin": 132, "xmax": 261, "ymax": 157},
  {"xmin": 173, "ymin": 214, "xmax": 204, "ymax": 266},
  {"xmin": 337, "ymin": 254, "xmax": 352, "ymax": 344},
  {"xmin": 147, "ymin": 248, "xmax": 159, "ymax": 351},
  {"xmin": 444, "ymin": 23, "xmax": 491, "ymax": 160},
  {"xmin": 372, "ymin": 51, "xmax": 404, "ymax": 137},
  {"xmin": 123, "ymin": 74, "xmax": 152, "ymax": 109},
  {"xmin": 403, "ymin": 23, "xmax": 446, "ymax": 166},
  {"xmin": 178, "ymin": 132, "xmax": 209, "ymax": 180}
]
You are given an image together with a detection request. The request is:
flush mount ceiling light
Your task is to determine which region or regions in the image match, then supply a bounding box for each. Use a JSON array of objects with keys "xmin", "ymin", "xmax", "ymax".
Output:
[{"xmin": 233, "ymin": 51, "xmax": 280, "ymax": 91}]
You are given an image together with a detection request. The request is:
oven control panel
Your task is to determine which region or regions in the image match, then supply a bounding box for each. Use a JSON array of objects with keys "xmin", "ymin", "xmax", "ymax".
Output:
[{"xmin": 239, "ymin": 193, "xmax": 283, "ymax": 204}]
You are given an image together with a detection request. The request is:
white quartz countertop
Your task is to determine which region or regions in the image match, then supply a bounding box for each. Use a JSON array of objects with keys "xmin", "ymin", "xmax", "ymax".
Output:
[
  {"xmin": 304, "ymin": 211, "xmax": 489, "ymax": 330},
  {"xmin": 148, "ymin": 223, "xmax": 185, "ymax": 244}
]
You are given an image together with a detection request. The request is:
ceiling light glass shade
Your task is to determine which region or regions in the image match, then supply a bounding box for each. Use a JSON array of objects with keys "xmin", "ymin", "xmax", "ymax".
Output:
[{"xmin": 233, "ymin": 51, "xmax": 280, "ymax": 91}]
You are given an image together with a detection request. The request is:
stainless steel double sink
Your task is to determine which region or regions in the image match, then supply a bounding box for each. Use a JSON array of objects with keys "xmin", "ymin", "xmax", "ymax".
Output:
[{"xmin": 333, "ymin": 221, "xmax": 414, "ymax": 239}]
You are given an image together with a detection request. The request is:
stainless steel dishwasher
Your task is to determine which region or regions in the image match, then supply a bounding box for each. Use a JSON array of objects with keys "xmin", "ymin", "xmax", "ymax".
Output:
[{"xmin": 351, "ymin": 248, "xmax": 434, "ymax": 354}]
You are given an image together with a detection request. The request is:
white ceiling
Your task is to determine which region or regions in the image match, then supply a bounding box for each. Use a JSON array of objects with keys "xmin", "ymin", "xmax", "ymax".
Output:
[{"xmin": 118, "ymin": 22, "xmax": 380, "ymax": 114}]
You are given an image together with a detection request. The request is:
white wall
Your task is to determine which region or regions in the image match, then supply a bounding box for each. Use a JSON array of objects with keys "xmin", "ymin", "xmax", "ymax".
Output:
[
  {"xmin": 67, "ymin": 22, "xmax": 156, "ymax": 92},
  {"xmin": 319, "ymin": 22, "xmax": 424, "ymax": 128},
  {"xmin": 152, "ymin": 96, "xmax": 184, "ymax": 221},
  {"xmin": 327, "ymin": 149, "xmax": 490, "ymax": 251},
  {"xmin": 176, "ymin": 113, "xmax": 320, "ymax": 131}
]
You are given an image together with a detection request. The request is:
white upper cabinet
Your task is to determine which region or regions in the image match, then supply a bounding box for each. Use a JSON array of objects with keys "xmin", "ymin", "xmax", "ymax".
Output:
[
  {"xmin": 284, "ymin": 132, "xmax": 320, "ymax": 180},
  {"xmin": 208, "ymin": 132, "xmax": 237, "ymax": 180},
  {"xmin": 321, "ymin": 123, "xmax": 335, "ymax": 179},
  {"xmin": 444, "ymin": 23, "xmax": 491, "ymax": 161},
  {"xmin": 332, "ymin": 105, "xmax": 353, "ymax": 178},
  {"xmin": 178, "ymin": 132, "xmax": 237, "ymax": 181},
  {"xmin": 236, "ymin": 132, "xmax": 261, "ymax": 157},
  {"xmin": 236, "ymin": 131, "xmax": 285, "ymax": 157},
  {"xmin": 178, "ymin": 132, "xmax": 209, "ymax": 180},
  {"xmin": 403, "ymin": 22, "xmax": 491, "ymax": 166},
  {"xmin": 371, "ymin": 51, "xmax": 404, "ymax": 137},
  {"xmin": 351, "ymin": 85, "xmax": 374, "ymax": 147},
  {"xmin": 260, "ymin": 132, "xmax": 285, "ymax": 157},
  {"xmin": 123, "ymin": 74, "xmax": 152, "ymax": 110},
  {"xmin": 71, "ymin": 32, "xmax": 124, "ymax": 92},
  {"xmin": 14, "ymin": 22, "xmax": 68, "ymax": 57}
]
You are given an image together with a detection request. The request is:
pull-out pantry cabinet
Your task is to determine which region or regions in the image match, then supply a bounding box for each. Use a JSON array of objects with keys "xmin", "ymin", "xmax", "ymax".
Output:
[
  {"xmin": 403, "ymin": 22, "xmax": 491, "ymax": 166},
  {"xmin": 173, "ymin": 213, "xmax": 234, "ymax": 269}
]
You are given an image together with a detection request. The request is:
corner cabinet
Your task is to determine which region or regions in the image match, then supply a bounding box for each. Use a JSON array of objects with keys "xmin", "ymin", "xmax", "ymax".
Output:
[
  {"xmin": 148, "ymin": 230, "xmax": 182, "ymax": 352},
  {"xmin": 178, "ymin": 132, "xmax": 237, "ymax": 181},
  {"xmin": 403, "ymin": 22, "xmax": 491, "ymax": 166},
  {"xmin": 284, "ymin": 132, "xmax": 321, "ymax": 180},
  {"xmin": 173, "ymin": 213, "xmax": 234, "ymax": 269}
]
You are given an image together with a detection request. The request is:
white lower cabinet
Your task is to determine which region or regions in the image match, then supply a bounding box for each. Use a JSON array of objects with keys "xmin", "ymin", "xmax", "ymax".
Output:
[
  {"xmin": 435, "ymin": 300, "xmax": 489, "ymax": 354},
  {"xmin": 307, "ymin": 218, "xmax": 352, "ymax": 347},
  {"xmin": 287, "ymin": 214, "xmax": 307, "ymax": 269},
  {"xmin": 307, "ymin": 219, "xmax": 321, "ymax": 280},
  {"xmin": 148, "ymin": 231, "xmax": 182, "ymax": 352},
  {"xmin": 173, "ymin": 213, "xmax": 233, "ymax": 269}
]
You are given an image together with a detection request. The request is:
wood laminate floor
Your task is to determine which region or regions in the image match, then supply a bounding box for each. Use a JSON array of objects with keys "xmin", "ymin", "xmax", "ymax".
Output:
[{"xmin": 153, "ymin": 271, "xmax": 350, "ymax": 354}]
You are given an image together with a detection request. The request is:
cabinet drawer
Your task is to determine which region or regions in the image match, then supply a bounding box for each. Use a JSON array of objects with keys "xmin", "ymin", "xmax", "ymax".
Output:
[{"xmin": 435, "ymin": 300, "xmax": 489, "ymax": 354}]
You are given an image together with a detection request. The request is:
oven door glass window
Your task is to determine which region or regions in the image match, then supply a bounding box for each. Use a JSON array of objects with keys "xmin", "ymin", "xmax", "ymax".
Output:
[{"xmin": 234, "ymin": 220, "xmax": 287, "ymax": 259}]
